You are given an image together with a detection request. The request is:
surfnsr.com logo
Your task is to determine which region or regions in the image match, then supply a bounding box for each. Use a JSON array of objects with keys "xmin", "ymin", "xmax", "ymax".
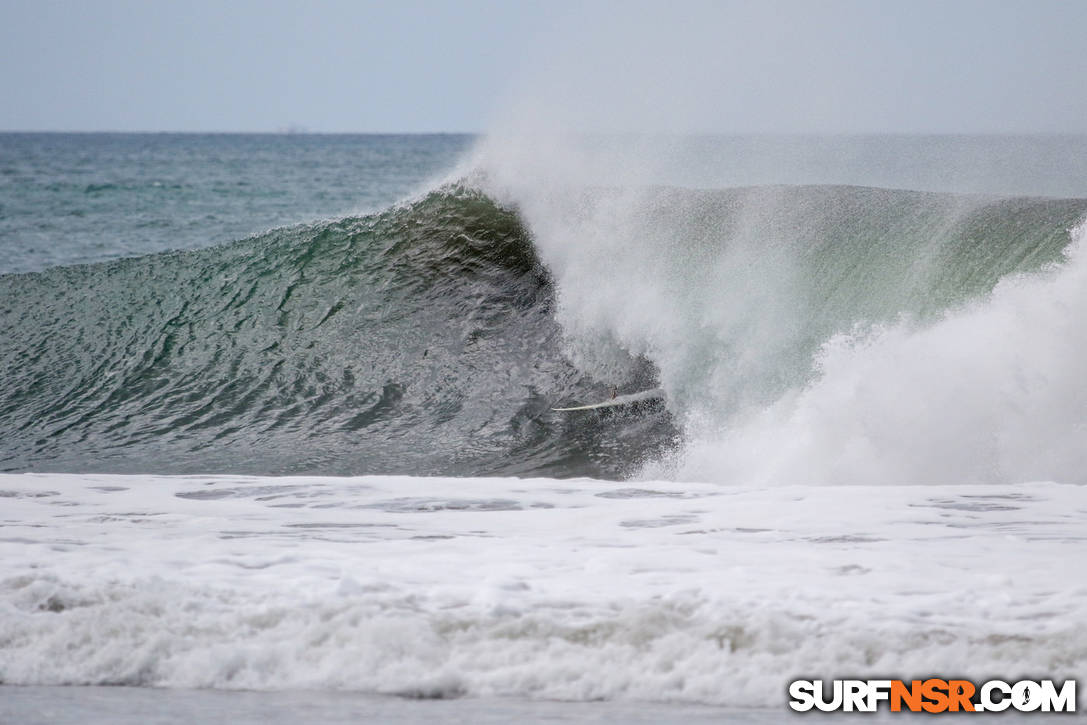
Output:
[{"xmin": 788, "ymin": 679, "xmax": 1077, "ymax": 713}]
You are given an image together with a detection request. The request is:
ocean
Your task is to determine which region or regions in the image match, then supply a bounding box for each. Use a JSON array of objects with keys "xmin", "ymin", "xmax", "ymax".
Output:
[{"xmin": 1, "ymin": 132, "xmax": 1085, "ymax": 721}]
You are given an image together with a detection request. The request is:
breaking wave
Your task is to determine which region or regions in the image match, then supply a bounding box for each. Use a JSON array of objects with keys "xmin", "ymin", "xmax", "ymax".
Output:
[{"xmin": 1, "ymin": 181, "xmax": 1084, "ymax": 483}]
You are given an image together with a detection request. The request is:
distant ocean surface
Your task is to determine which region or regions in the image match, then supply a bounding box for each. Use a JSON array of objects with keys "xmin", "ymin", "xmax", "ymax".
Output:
[
  {"xmin": 0, "ymin": 133, "xmax": 473, "ymax": 274},
  {"xmin": 1, "ymin": 133, "xmax": 1085, "ymax": 720}
]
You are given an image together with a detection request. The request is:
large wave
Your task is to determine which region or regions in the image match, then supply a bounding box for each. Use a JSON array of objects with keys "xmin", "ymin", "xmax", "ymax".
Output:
[
  {"xmin": 1, "ymin": 179, "xmax": 1084, "ymax": 483},
  {"xmin": 0, "ymin": 186, "xmax": 672, "ymax": 478},
  {"xmin": 480, "ymin": 160, "xmax": 1087, "ymax": 485}
]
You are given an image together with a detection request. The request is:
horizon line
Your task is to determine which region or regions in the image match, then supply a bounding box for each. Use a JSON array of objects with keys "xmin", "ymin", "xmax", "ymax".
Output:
[{"xmin": 3, "ymin": 129, "xmax": 1087, "ymax": 138}]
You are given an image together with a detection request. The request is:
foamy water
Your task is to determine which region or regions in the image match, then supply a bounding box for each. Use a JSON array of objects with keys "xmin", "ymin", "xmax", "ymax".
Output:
[
  {"xmin": 4, "ymin": 134, "xmax": 1087, "ymax": 715},
  {"xmin": 2, "ymin": 473, "xmax": 1084, "ymax": 706},
  {"xmin": 473, "ymin": 130, "xmax": 1087, "ymax": 489},
  {"xmin": 658, "ymin": 225, "xmax": 1087, "ymax": 485}
]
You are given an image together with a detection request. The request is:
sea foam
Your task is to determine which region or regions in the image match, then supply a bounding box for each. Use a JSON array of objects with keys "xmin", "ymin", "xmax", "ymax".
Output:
[{"xmin": 2, "ymin": 473, "xmax": 1084, "ymax": 705}]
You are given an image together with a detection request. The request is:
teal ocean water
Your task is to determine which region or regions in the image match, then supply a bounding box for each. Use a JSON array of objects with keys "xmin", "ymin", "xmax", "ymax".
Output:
[
  {"xmin": 0, "ymin": 133, "xmax": 472, "ymax": 274},
  {"xmin": 3, "ymin": 134, "xmax": 1087, "ymax": 480},
  {"xmin": 2, "ymin": 134, "xmax": 1086, "ymax": 716}
]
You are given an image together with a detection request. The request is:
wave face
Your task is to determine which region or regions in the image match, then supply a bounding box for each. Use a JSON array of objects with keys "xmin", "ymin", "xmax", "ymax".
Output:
[
  {"xmin": 0, "ymin": 186, "xmax": 673, "ymax": 478},
  {"xmin": 1, "ymin": 183, "xmax": 1085, "ymax": 481}
]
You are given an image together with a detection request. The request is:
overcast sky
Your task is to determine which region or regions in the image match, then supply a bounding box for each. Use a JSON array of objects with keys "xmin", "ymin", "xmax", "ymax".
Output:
[{"xmin": 2, "ymin": 0, "xmax": 1086, "ymax": 133}]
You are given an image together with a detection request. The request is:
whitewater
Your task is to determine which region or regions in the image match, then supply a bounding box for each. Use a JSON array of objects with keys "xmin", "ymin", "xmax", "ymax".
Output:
[
  {"xmin": 2, "ymin": 133, "xmax": 1087, "ymax": 720},
  {"xmin": 2, "ymin": 474, "xmax": 1085, "ymax": 705}
]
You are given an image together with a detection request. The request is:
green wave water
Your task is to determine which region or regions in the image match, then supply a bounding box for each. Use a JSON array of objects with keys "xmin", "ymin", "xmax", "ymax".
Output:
[{"xmin": 1, "ymin": 183, "xmax": 1083, "ymax": 478}]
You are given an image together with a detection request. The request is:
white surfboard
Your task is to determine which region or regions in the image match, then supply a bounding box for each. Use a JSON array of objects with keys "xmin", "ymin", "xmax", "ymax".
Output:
[{"xmin": 551, "ymin": 387, "xmax": 665, "ymax": 412}]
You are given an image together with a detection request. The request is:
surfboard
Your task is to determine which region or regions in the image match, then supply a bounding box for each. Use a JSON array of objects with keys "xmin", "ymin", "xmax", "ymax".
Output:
[{"xmin": 551, "ymin": 387, "xmax": 665, "ymax": 412}]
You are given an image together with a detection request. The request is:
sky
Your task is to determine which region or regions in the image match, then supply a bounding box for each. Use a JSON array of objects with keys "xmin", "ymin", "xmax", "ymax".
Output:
[{"xmin": 1, "ymin": 0, "xmax": 1086, "ymax": 134}]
